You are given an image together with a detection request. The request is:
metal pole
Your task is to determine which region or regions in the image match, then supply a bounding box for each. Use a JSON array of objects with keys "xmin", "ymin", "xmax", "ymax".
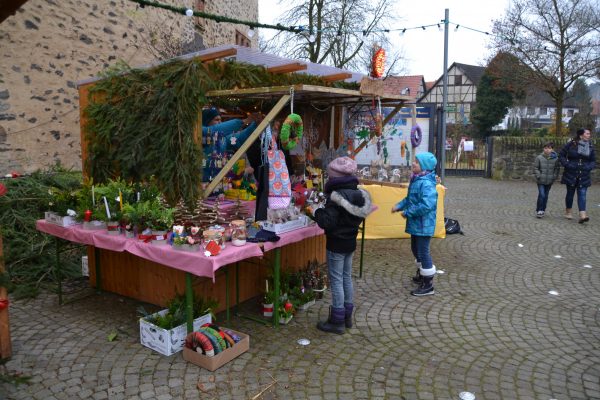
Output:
[
  {"xmin": 55, "ymin": 238, "xmax": 62, "ymax": 305},
  {"xmin": 441, "ymin": 8, "xmax": 449, "ymax": 184}
]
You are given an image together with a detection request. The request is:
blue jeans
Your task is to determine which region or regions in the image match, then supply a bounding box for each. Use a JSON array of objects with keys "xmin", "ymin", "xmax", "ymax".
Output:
[
  {"xmin": 411, "ymin": 235, "xmax": 433, "ymax": 271},
  {"xmin": 536, "ymin": 184, "xmax": 552, "ymax": 212},
  {"xmin": 565, "ymin": 185, "xmax": 587, "ymax": 211},
  {"xmin": 326, "ymin": 250, "xmax": 354, "ymax": 309}
]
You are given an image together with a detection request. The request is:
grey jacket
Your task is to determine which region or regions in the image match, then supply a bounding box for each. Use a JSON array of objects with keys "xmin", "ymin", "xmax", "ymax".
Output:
[{"xmin": 534, "ymin": 151, "xmax": 560, "ymax": 185}]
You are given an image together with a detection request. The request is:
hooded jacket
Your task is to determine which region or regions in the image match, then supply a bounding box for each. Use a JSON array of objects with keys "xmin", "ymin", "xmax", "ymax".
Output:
[
  {"xmin": 314, "ymin": 178, "xmax": 373, "ymax": 253},
  {"xmin": 534, "ymin": 151, "xmax": 560, "ymax": 185},
  {"xmin": 394, "ymin": 172, "xmax": 438, "ymax": 237},
  {"xmin": 559, "ymin": 139, "xmax": 596, "ymax": 187}
]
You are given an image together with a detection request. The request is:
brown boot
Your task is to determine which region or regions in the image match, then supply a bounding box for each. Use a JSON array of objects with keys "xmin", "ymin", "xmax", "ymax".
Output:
[
  {"xmin": 579, "ymin": 211, "xmax": 590, "ymax": 224},
  {"xmin": 565, "ymin": 208, "xmax": 573, "ymax": 219}
]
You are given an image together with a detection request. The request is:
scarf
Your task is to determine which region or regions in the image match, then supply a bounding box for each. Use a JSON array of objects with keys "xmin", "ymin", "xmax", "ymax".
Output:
[
  {"xmin": 410, "ymin": 170, "xmax": 431, "ymax": 183},
  {"xmin": 577, "ymin": 140, "xmax": 590, "ymax": 157}
]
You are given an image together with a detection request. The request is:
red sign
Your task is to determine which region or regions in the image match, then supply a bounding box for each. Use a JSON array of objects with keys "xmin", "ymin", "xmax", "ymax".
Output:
[{"xmin": 370, "ymin": 48, "xmax": 386, "ymax": 78}]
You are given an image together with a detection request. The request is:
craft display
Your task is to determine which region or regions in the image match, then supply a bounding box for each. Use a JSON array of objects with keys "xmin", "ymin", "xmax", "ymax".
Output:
[
  {"xmin": 370, "ymin": 47, "xmax": 386, "ymax": 78},
  {"xmin": 267, "ymin": 136, "xmax": 292, "ymax": 209},
  {"xmin": 230, "ymin": 220, "xmax": 247, "ymax": 246},
  {"xmin": 183, "ymin": 327, "xmax": 250, "ymax": 371}
]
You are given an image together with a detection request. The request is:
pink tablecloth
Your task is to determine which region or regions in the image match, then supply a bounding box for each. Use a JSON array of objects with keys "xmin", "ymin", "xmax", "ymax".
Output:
[
  {"xmin": 36, "ymin": 220, "xmax": 264, "ymax": 280},
  {"xmin": 261, "ymin": 224, "xmax": 324, "ymax": 252}
]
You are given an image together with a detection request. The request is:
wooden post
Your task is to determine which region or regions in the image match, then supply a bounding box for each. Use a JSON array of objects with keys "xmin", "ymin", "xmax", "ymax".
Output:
[
  {"xmin": 0, "ymin": 234, "xmax": 12, "ymax": 359},
  {"xmin": 202, "ymin": 94, "xmax": 291, "ymax": 198}
]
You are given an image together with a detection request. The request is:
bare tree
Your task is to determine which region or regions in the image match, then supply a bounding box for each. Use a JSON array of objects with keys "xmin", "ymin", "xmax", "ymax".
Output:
[
  {"xmin": 492, "ymin": 0, "xmax": 600, "ymax": 135},
  {"xmin": 262, "ymin": 0, "xmax": 403, "ymax": 75}
]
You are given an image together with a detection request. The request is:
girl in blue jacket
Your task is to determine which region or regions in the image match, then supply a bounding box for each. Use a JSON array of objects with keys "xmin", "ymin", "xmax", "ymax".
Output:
[{"xmin": 392, "ymin": 152, "xmax": 438, "ymax": 296}]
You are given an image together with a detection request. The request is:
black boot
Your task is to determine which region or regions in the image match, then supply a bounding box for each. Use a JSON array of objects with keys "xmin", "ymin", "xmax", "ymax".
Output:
[
  {"xmin": 411, "ymin": 269, "xmax": 423, "ymax": 284},
  {"xmin": 411, "ymin": 276, "xmax": 434, "ymax": 296},
  {"xmin": 317, "ymin": 307, "xmax": 345, "ymax": 334},
  {"xmin": 344, "ymin": 303, "xmax": 353, "ymax": 328}
]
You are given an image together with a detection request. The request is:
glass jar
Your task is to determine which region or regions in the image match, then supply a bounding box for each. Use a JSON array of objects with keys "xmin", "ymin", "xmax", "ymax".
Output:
[
  {"xmin": 230, "ymin": 220, "xmax": 247, "ymax": 246},
  {"xmin": 202, "ymin": 229, "xmax": 224, "ymax": 250},
  {"xmin": 209, "ymin": 225, "xmax": 227, "ymax": 248}
]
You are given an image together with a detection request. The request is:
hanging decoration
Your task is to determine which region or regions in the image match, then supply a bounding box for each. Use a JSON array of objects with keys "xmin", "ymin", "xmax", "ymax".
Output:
[
  {"xmin": 280, "ymin": 114, "xmax": 303, "ymax": 151},
  {"xmin": 370, "ymin": 47, "xmax": 386, "ymax": 78},
  {"xmin": 411, "ymin": 124, "xmax": 423, "ymax": 148}
]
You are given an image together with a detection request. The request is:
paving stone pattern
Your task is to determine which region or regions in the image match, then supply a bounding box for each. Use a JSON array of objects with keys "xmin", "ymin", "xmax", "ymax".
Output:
[{"xmin": 2, "ymin": 177, "xmax": 600, "ymax": 399}]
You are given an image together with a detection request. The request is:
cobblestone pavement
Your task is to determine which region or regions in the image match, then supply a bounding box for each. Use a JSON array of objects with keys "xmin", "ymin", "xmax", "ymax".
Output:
[{"xmin": 2, "ymin": 177, "xmax": 600, "ymax": 400}]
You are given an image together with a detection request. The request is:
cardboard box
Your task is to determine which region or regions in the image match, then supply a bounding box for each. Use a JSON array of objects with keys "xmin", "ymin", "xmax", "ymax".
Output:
[
  {"xmin": 139, "ymin": 311, "xmax": 212, "ymax": 356},
  {"xmin": 183, "ymin": 328, "xmax": 249, "ymax": 371},
  {"xmin": 44, "ymin": 211, "xmax": 78, "ymax": 227}
]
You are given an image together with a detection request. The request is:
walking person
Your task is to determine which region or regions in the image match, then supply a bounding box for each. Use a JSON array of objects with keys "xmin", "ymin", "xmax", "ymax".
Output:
[
  {"xmin": 307, "ymin": 156, "xmax": 374, "ymax": 334},
  {"xmin": 533, "ymin": 142, "xmax": 560, "ymax": 218},
  {"xmin": 391, "ymin": 152, "xmax": 438, "ymax": 296},
  {"xmin": 559, "ymin": 128, "xmax": 596, "ymax": 223}
]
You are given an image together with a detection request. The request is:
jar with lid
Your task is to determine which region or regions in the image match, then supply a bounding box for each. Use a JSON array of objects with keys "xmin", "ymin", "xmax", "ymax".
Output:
[
  {"xmin": 208, "ymin": 225, "xmax": 226, "ymax": 248},
  {"xmin": 203, "ymin": 229, "xmax": 224, "ymax": 250},
  {"xmin": 230, "ymin": 220, "xmax": 247, "ymax": 246}
]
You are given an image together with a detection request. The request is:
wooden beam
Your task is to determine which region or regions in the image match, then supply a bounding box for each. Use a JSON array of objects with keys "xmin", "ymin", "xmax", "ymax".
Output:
[
  {"xmin": 267, "ymin": 63, "xmax": 307, "ymax": 74},
  {"xmin": 198, "ymin": 48, "xmax": 237, "ymax": 63},
  {"xmin": 322, "ymin": 73, "xmax": 353, "ymax": 82},
  {"xmin": 202, "ymin": 94, "xmax": 291, "ymax": 198}
]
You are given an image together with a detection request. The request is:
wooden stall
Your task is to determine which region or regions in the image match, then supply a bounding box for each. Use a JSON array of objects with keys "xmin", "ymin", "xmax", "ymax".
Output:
[{"xmin": 75, "ymin": 52, "xmax": 411, "ymax": 322}]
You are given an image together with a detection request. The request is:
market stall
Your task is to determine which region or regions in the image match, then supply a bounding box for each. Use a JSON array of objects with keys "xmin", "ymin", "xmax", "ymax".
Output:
[{"xmin": 35, "ymin": 48, "xmax": 414, "ymax": 342}]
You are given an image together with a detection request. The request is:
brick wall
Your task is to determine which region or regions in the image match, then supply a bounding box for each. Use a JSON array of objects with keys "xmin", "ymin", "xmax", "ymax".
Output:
[
  {"xmin": 490, "ymin": 136, "xmax": 599, "ymax": 183},
  {"xmin": 0, "ymin": 0, "xmax": 258, "ymax": 174}
]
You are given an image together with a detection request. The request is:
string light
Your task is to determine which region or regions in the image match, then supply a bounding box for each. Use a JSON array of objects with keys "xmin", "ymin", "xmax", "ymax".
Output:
[{"xmin": 130, "ymin": 0, "xmax": 504, "ymax": 41}]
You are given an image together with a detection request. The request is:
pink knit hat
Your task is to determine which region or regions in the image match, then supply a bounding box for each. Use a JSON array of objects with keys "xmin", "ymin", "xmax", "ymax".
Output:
[{"xmin": 327, "ymin": 156, "xmax": 357, "ymax": 178}]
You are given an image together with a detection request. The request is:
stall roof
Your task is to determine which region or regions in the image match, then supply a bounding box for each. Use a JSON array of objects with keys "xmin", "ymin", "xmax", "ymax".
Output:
[{"xmin": 207, "ymin": 84, "xmax": 412, "ymax": 106}]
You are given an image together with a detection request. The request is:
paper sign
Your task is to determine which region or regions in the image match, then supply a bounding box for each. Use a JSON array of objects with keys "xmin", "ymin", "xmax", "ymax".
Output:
[{"xmin": 463, "ymin": 140, "xmax": 474, "ymax": 151}]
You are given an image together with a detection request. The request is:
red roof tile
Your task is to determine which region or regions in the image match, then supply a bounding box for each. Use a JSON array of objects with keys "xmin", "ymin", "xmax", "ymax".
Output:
[{"xmin": 382, "ymin": 75, "xmax": 425, "ymax": 101}]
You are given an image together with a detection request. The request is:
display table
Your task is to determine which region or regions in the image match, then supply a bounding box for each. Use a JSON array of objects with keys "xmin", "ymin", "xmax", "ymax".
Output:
[
  {"xmin": 360, "ymin": 184, "xmax": 446, "ymax": 239},
  {"xmin": 36, "ymin": 220, "xmax": 325, "ymax": 330}
]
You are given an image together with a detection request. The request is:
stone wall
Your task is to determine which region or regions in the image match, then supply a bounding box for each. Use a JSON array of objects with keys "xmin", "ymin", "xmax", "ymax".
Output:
[
  {"xmin": 490, "ymin": 136, "xmax": 599, "ymax": 183},
  {"xmin": 0, "ymin": 0, "xmax": 258, "ymax": 174}
]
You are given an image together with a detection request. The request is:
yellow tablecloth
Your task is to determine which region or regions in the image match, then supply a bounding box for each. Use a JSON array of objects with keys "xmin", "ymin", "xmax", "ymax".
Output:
[{"xmin": 360, "ymin": 184, "xmax": 446, "ymax": 239}]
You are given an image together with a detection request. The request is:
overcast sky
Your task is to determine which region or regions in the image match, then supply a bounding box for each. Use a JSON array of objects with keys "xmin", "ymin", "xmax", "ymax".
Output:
[{"xmin": 258, "ymin": 0, "xmax": 511, "ymax": 82}]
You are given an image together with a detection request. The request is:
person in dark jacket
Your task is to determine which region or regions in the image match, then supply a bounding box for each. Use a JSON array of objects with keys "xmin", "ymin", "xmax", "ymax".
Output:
[
  {"xmin": 307, "ymin": 156, "xmax": 373, "ymax": 334},
  {"xmin": 559, "ymin": 128, "xmax": 596, "ymax": 223},
  {"xmin": 533, "ymin": 142, "xmax": 560, "ymax": 218},
  {"xmin": 392, "ymin": 152, "xmax": 438, "ymax": 296}
]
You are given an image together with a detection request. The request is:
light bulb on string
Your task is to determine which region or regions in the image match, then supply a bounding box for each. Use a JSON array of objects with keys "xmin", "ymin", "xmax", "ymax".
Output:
[
  {"xmin": 247, "ymin": 27, "xmax": 255, "ymax": 38},
  {"xmin": 437, "ymin": 24, "xmax": 442, "ymax": 31},
  {"xmin": 185, "ymin": 8, "xmax": 194, "ymax": 17},
  {"xmin": 308, "ymin": 33, "xmax": 316, "ymax": 42},
  {"xmin": 400, "ymin": 29, "xmax": 406, "ymax": 36},
  {"xmin": 454, "ymin": 24, "xmax": 460, "ymax": 32}
]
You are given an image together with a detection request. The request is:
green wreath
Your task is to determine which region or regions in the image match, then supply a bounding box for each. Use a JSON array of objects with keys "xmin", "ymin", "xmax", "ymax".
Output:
[{"xmin": 280, "ymin": 113, "xmax": 303, "ymax": 151}]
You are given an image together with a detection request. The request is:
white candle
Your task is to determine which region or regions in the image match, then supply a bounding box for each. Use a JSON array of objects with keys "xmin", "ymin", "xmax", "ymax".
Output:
[
  {"xmin": 266, "ymin": 280, "xmax": 269, "ymax": 293},
  {"xmin": 137, "ymin": 192, "xmax": 140, "ymax": 202},
  {"xmin": 92, "ymin": 185, "xmax": 95, "ymax": 206},
  {"xmin": 103, "ymin": 196, "xmax": 111, "ymax": 220}
]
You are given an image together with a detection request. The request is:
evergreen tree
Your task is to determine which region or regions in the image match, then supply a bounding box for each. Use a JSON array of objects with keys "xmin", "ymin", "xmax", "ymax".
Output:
[{"xmin": 568, "ymin": 79, "xmax": 595, "ymax": 134}]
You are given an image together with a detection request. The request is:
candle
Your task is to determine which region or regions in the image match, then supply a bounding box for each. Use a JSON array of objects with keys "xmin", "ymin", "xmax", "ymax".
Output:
[
  {"xmin": 103, "ymin": 196, "xmax": 111, "ymax": 220},
  {"xmin": 266, "ymin": 280, "xmax": 269, "ymax": 293},
  {"xmin": 92, "ymin": 185, "xmax": 95, "ymax": 206},
  {"xmin": 119, "ymin": 190, "xmax": 123, "ymax": 211},
  {"xmin": 137, "ymin": 192, "xmax": 140, "ymax": 202}
]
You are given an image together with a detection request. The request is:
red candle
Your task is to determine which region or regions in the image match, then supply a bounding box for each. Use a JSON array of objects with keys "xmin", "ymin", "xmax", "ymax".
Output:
[{"xmin": 84, "ymin": 209, "xmax": 92, "ymax": 222}]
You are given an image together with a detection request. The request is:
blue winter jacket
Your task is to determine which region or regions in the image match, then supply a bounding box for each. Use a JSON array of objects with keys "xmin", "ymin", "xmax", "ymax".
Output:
[
  {"xmin": 394, "ymin": 172, "xmax": 438, "ymax": 236},
  {"xmin": 559, "ymin": 139, "xmax": 596, "ymax": 188}
]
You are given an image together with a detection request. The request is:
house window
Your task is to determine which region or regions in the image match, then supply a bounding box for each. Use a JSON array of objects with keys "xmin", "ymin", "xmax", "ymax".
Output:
[
  {"xmin": 454, "ymin": 75, "xmax": 462, "ymax": 85},
  {"xmin": 540, "ymin": 107, "xmax": 547, "ymax": 115},
  {"xmin": 527, "ymin": 107, "xmax": 535, "ymax": 115},
  {"xmin": 567, "ymin": 109, "xmax": 574, "ymax": 117},
  {"xmin": 235, "ymin": 30, "xmax": 251, "ymax": 47}
]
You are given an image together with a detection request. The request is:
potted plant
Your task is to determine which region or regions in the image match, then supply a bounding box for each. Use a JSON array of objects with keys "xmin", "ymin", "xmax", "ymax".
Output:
[
  {"xmin": 262, "ymin": 290, "xmax": 275, "ymax": 317},
  {"xmin": 289, "ymin": 286, "xmax": 316, "ymax": 311},
  {"xmin": 45, "ymin": 186, "xmax": 79, "ymax": 226},
  {"xmin": 278, "ymin": 301, "xmax": 294, "ymax": 324},
  {"xmin": 147, "ymin": 200, "xmax": 175, "ymax": 245},
  {"xmin": 172, "ymin": 235, "xmax": 200, "ymax": 252}
]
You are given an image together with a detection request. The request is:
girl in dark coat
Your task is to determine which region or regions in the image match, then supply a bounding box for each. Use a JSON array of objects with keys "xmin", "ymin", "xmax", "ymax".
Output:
[
  {"xmin": 559, "ymin": 128, "xmax": 596, "ymax": 223},
  {"xmin": 307, "ymin": 156, "xmax": 374, "ymax": 334}
]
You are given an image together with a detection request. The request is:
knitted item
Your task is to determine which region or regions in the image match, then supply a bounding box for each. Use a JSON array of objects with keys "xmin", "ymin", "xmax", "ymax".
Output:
[
  {"xmin": 199, "ymin": 328, "xmax": 223, "ymax": 354},
  {"xmin": 327, "ymin": 157, "xmax": 357, "ymax": 178},
  {"xmin": 224, "ymin": 330, "xmax": 242, "ymax": 343},
  {"xmin": 201, "ymin": 327, "xmax": 227, "ymax": 353}
]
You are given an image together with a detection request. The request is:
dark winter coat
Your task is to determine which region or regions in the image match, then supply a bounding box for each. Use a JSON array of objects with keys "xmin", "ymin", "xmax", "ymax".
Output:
[
  {"xmin": 559, "ymin": 140, "xmax": 596, "ymax": 187},
  {"xmin": 313, "ymin": 177, "xmax": 373, "ymax": 254},
  {"xmin": 534, "ymin": 151, "xmax": 560, "ymax": 185}
]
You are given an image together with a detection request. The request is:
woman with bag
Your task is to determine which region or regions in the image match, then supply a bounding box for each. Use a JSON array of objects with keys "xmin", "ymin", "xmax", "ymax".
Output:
[{"xmin": 559, "ymin": 128, "xmax": 596, "ymax": 223}]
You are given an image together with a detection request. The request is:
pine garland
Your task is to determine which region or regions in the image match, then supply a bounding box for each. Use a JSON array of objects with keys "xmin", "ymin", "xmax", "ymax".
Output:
[{"xmin": 84, "ymin": 58, "xmax": 359, "ymax": 208}]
